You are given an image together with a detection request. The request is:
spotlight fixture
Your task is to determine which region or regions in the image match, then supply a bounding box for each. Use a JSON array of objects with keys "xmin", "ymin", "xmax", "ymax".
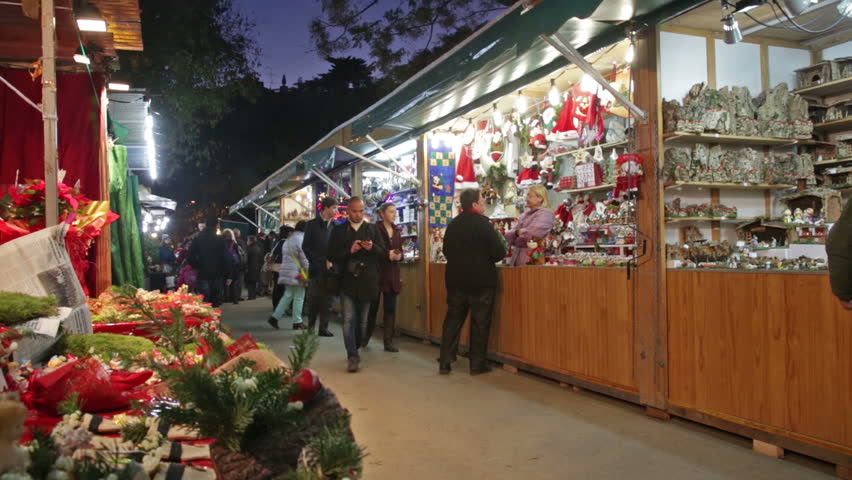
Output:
[
  {"xmin": 780, "ymin": 0, "xmax": 811, "ymax": 16},
  {"xmin": 722, "ymin": 15, "xmax": 743, "ymax": 45},
  {"xmin": 548, "ymin": 79, "xmax": 561, "ymax": 107},
  {"xmin": 839, "ymin": 0, "xmax": 852, "ymax": 17},
  {"xmin": 73, "ymin": 47, "xmax": 90, "ymax": 65},
  {"xmin": 75, "ymin": 1, "xmax": 107, "ymax": 32},
  {"xmin": 515, "ymin": 90, "xmax": 527, "ymax": 113},
  {"xmin": 108, "ymin": 82, "xmax": 130, "ymax": 91}
]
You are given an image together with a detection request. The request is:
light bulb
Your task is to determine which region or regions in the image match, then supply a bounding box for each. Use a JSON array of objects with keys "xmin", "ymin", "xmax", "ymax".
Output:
[
  {"xmin": 515, "ymin": 91, "xmax": 527, "ymax": 113},
  {"xmin": 548, "ymin": 80, "xmax": 561, "ymax": 106},
  {"xmin": 625, "ymin": 41, "xmax": 635, "ymax": 63}
]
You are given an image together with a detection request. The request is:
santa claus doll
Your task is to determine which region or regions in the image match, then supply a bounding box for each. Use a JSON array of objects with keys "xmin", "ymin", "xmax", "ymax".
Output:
[{"xmin": 613, "ymin": 153, "xmax": 644, "ymax": 201}]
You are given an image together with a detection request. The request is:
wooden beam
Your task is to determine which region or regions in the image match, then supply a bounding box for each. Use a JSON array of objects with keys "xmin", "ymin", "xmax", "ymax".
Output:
[
  {"xmin": 760, "ymin": 43, "xmax": 770, "ymax": 92},
  {"xmin": 660, "ymin": 25, "xmax": 809, "ymax": 50},
  {"xmin": 634, "ymin": 27, "xmax": 668, "ymax": 409},
  {"xmin": 706, "ymin": 34, "xmax": 716, "ymax": 89}
]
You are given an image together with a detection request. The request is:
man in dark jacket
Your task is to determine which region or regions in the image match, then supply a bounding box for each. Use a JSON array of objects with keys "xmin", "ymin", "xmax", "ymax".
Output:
[
  {"xmin": 245, "ymin": 235, "xmax": 264, "ymax": 300},
  {"xmin": 328, "ymin": 197, "xmax": 386, "ymax": 373},
  {"xmin": 439, "ymin": 189, "xmax": 507, "ymax": 375},
  {"xmin": 827, "ymin": 201, "xmax": 852, "ymax": 310},
  {"xmin": 302, "ymin": 197, "xmax": 340, "ymax": 336},
  {"xmin": 188, "ymin": 216, "xmax": 229, "ymax": 307}
]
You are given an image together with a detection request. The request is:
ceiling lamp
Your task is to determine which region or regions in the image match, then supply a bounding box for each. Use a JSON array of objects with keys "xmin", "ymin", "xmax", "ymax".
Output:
[
  {"xmin": 75, "ymin": 2, "xmax": 107, "ymax": 32},
  {"xmin": 780, "ymin": 0, "xmax": 811, "ymax": 16},
  {"xmin": 548, "ymin": 79, "xmax": 561, "ymax": 107},
  {"xmin": 722, "ymin": 15, "xmax": 743, "ymax": 44},
  {"xmin": 515, "ymin": 90, "xmax": 527, "ymax": 113},
  {"xmin": 108, "ymin": 82, "xmax": 130, "ymax": 91},
  {"xmin": 73, "ymin": 47, "xmax": 90, "ymax": 65},
  {"xmin": 839, "ymin": 0, "xmax": 852, "ymax": 17}
]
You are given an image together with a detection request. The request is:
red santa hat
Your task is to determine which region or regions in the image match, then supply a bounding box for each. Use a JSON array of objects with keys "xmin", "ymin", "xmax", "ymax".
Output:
[
  {"xmin": 616, "ymin": 153, "xmax": 643, "ymax": 167},
  {"xmin": 455, "ymin": 144, "xmax": 479, "ymax": 190},
  {"xmin": 532, "ymin": 133, "xmax": 548, "ymax": 150}
]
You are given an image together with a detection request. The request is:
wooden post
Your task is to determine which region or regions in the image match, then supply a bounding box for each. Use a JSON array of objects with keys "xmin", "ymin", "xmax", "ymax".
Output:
[
  {"xmin": 419, "ymin": 135, "xmax": 433, "ymax": 338},
  {"xmin": 633, "ymin": 26, "xmax": 668, "ymax": 410},
  {"xmin": 42, "ymin": 0, "xmax": 59, "ymax": 226}
]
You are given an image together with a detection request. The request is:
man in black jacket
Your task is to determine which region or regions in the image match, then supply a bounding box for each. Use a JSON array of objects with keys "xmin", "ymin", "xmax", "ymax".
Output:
[
  {"xmin": 439, "ymin": 189, "xmax": 507, "ymax": 375},
  {"xmin": 827, "ymin": 200, "xmax": 852, "ymax": 310},
  {"xmin": 302, "ymin": 196, "xmax": 340, "ymax": 336},
  {"xmin": 188, "ymin": 216, "xmax": 229, "ymax": 307},
  {"xmin": 328, "ymin": 197, "xmax": 386, "ymax": 373}
]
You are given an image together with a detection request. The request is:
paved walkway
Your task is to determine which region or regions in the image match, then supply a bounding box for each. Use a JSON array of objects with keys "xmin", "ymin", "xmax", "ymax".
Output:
[{"xmin": 220, "ymin": 298, "xmax": 835, "ymax": 480}]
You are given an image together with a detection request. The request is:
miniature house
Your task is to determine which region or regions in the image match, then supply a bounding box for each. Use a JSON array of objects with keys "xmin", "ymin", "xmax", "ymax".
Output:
[
  {"xmin": 796, "ymin": 62, "xmax": 834, "ymax": 88},
  {"xmin": 834, "ymin": 56, "xmax": 852, "ymax": 80},
  {"xmin": 736, "ymin": 220, "xmax": 788, "ymax": 247},
  {"xmin": 823, "ymin": 166, "xmax": 852, "ymax": 188}
]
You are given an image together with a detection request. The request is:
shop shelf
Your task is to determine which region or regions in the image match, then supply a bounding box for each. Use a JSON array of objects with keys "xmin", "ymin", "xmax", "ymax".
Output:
[
  {"xmin": 793, "ymin": 76, "xmax": 852, "ymax": 98},
  {"xmin": 813, "ymin": 157, "xmax": 852, "ymax": 167},
  {"xmin": 664, "ymin": 181, "xmax": 795, "ymax": 191},
  {"xmin": 552, "ymin": 139, "xmax": 628, "ymax": 159},
  {"xmin": 665, "ymin": 216, "xmax": 756, "ymax": 223},
  {"xmin": 554, "ymin": 183, "xmax": 615, "ymax": 194},
  {"xmin": 571, "ymin": 244, "xmax": 636, "ymax": 249},
  {"xmin": 813, "ymin": 117, "xmax": 852, "ymax": 134},
  {"xmin": 664, "ymin": 132, "xmax": 797, "ymax": 147}
]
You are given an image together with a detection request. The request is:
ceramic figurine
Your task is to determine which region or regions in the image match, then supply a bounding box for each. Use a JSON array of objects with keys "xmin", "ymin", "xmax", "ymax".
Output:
[
  {"xmin": 804, "ymin": 207, "xmax": 815, "ymax": 224},
  {"xmin": 783, "ymin": 209, "xmax": 793, "ymax": 223},
  {"xmin": 794, "ymin": 208, "xmax": 804, "ymax": 223},
  {"xmin": 0, "ymin": 397, "xmax": 30, "ymax": 474}
]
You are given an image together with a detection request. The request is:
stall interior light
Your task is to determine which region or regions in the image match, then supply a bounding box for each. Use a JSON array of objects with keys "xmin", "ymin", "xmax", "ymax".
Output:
[
  {"xmin": 515, "ymin": 90, "xmax": 527, "ymax": 113},
  {"xmin": 548, "ymin": 79, "xmax": 561, "ymax": 107},
  {"xmin": 75, "ymin": 2, "xmax": 107, "ymax": 32},
  {"xmin": 492, "ymin": 102, "xmax": 503, "ymax": 127},
  {"xmin": 625, "ymin": 37, "xmax": 636, "ymax": 64},
  {"xmin": 73, "ymin": 54, "xmax": 90, "ymax": 65},
  {"xmin": 145, "ymin": 114, "xmax": 158, "ymax": 180},
  {"xmin": 722, "ymin": 15, "xmax": 743, "ymax": 45},
  {"xmin": 108, "ymin": 82, "xmax": 130, "ymax": 91}
]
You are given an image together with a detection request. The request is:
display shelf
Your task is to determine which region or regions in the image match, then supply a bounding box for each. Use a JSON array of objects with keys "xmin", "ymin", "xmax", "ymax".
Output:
[
  {"xmin": 797, "ymin": 139, "xmax": 836, "ymax": 146},
  {"xmin": 813, "ymin": 156, "xmax": 852, "ymax": 167},
  {"xmin": 571, "ymin": 244, "xmax": 636, "ymax": 249},
  {"xmin": 552, "ymin": 139, "xmax": 628, "ymax": 158},
  {"xmin": 555, "ymin": 183, "xmax": 615, "ymax": 194},
  {"xmin": 793, "ymin": 76, "xmax": 852, "ymax": 97},
  {"xmin": 663, "ymin": 132, "xmax": 797, "ymax": 147},
  {"xmin": 665, "ymin": 217, "xmax": 756, "ymax": 223},
  {"xmin": 664, "ymin": 181, "xmax": 795, "ymax": 191},
  {"xmin": 813, "ymin": 117, "xmax": 852, "ymax": 133}
]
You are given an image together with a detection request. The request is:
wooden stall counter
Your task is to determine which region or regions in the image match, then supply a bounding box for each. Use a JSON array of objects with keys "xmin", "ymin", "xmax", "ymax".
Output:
[
  {"xmin": 428, "ymin": 263, "xmax": 638, "ymax": 400},
  {"xmin": 667, "ymin": 269, "xmax": 852, "ymax": 463}
]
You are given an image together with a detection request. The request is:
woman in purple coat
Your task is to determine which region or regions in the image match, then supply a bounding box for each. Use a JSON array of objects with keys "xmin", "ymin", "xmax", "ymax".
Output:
[
  {"xmin": 364, "ymin": 203, "xmax": 404, "ymax": 352},
  {"xmin": 504, "ymin": 184, "xmax": 555, "ymax": 266}
]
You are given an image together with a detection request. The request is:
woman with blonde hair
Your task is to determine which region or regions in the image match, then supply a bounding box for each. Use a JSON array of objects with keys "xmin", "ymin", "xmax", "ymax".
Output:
[{"xmin": 504, "ymin": 184, "xmax": 555, "ymax": 266}]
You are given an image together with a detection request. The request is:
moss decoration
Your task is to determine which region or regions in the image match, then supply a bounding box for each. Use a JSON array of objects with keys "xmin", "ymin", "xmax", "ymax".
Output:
[
  {"xmin": 63, "ymin": 333, "xmax": 156, "ymax": 361},
  {"xmin": 0, "ymin": 291, "xmax": 58, "ymax": 325}
]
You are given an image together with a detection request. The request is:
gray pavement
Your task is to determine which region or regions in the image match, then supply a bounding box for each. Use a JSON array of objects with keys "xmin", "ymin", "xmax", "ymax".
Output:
[{"xmin": 220, "ymin": 298, "xmax": 835, "ymax": 480}]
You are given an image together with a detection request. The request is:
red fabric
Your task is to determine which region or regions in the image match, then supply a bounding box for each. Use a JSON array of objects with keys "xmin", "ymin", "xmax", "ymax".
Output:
[
  {"xmin": 92, "ymin": 317, "xmax": 206, "ymax": 339},
  {"xmin": 553, "ymin": 84, "xmax": 606, "ymax": 142},
  {"xmin": 110, "ymin": 370, "xmax": 154, "ymax": 391},
  {"xmin": 455, "ymin": 145, "xmax": 477, "ymax": 186},
  {"xmin": 27, "ymin": 357, "xmax": 130, "ymax": 415},
  {"xmin": 0, "ymin": 68, "xmax": 105, "ymax": 198}
]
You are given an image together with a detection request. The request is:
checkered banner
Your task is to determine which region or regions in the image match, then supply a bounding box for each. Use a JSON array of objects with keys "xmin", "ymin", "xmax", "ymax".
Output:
[{"xmin": 428, "ymin": 141, "xmax": 456, "ymax": 227}]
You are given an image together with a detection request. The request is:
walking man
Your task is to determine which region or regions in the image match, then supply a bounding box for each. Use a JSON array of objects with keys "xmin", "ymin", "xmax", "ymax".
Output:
[
  {"xmin": 302, "ymin": 197, "xmax": 340, "ymax": 336},
  {"xmin": 188, "ymin": 216, "xmax": 229, "ymax": 308},
  {"xmin": 439, "ymin": 189, "xmax": 507, "ymax": 375},
  {"xmin": 328, "ymin": 197, "xmax": 385, "ymax": 373}
]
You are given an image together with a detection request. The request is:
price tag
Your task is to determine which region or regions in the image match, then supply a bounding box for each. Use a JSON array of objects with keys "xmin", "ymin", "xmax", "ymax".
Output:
[{"xmin": 23, "ymin": 307, "xmax": 71, "ymax": 338}]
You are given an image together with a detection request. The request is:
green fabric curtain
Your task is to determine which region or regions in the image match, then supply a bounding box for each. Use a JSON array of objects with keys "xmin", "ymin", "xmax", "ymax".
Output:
[{"xmin": 109, "ymin": 145, "xmax": 146, "ymax": 287}]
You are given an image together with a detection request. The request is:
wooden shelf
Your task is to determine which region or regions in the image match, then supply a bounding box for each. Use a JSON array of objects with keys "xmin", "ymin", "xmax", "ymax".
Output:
[
  {"xmin": 813, "ymin": 117, "xmax": 852, "ymax": 133},
  {"xmin": 572, "ymin": 244, "xmax": 636, "ymax": 249},
  {"xmin": 813, "ymin": 157, "xmax": 852, "ymax": 167},
  {"xmin": 664, "ymin": 182, "xmax": 795, "ymax": 191},
  {"xmin": 555, "ymin": 183, "xmax": 615, "ymax": 194},
  {"xmin": 793, "ymin": 76, "xmax": 852, "ymax": 97},
  {"xmin": 664, "ymin": 132, "xmax": 797, "ymax": 147},
  {"xmin": 665, "ymin": 217, "xmax": 756, "ymax": 223},
  {"xmin": 552, "ymin": 140, "xmax": 628, "ymax": 159}
]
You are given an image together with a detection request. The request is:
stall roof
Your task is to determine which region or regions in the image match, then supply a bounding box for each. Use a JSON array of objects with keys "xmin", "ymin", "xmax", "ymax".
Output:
[{"xmin": 230, "ymin": 0, "xmax": 703, "ymax": 214}]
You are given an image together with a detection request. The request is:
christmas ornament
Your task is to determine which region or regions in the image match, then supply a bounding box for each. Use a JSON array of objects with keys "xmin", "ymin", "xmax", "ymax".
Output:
[
  {"xmin": 613, "ymin": 153, "xmax": 644, "ymax": 200},
  {"xmin": 289, "ymin": 368, "xmax": 322, "ymax": 404}
]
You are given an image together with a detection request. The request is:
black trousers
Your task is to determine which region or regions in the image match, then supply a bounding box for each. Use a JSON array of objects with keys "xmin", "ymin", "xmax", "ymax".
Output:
[
  {"xmin": 439, "ymin": 288, "xmax": 496, "ymax": 370},
  {"xmin": 305, "ymin": 273, "xmax": 332, "ymax": 331}
]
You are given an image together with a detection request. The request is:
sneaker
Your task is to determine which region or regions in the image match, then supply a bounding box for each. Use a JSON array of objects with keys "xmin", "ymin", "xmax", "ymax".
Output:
[
  {"xmin": 439, "ymin": 362, "xmax": 451, "ymax": 375},
  {"xmin": 318, "ymin": 330, "xmax": 334, "ymax": 337},
  {"xmin": 292, "ymin": 322, "xmax": 307, "ymax": 330},
  {"xmin": 347, "ymin": 357, "xmax": 360, "ymax": 373},
  {"xmin": 267, "ymin": 316, "xmax": 280, "ymax": 330}
]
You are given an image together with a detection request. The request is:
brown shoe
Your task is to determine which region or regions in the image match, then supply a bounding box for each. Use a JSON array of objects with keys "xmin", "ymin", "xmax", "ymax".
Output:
[{"xmin": 347, "ymin": 357, "xmax": 360, "ymax": 373}]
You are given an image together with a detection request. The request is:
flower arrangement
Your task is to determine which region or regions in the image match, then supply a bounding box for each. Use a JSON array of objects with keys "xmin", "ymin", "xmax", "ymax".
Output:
[
  {"xmin": 0, "ymin": 179, "xmax": 118, "ymax": 296},
  {"xmin": 88, "ymin": 286, "xmax": 219, "ymax": 325}
]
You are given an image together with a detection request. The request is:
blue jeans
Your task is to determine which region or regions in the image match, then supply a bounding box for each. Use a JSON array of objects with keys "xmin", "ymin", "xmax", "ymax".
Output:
[
  {"xmin": 198, "ymin": 279, "xmax": 223, "ymax": 307},
  {"xmin": 342, "ymin": 295, "xmax": 372, "ymax": 359}
]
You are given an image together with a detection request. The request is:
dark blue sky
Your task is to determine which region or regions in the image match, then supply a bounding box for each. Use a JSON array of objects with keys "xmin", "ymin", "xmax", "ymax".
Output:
[{"xmin": 234, "ymin": 1, "xmax": 329, "ymax": 88}]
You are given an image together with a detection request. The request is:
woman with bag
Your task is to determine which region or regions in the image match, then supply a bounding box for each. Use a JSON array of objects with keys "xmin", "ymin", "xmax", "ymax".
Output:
[
  {"xmin": 268, "ymin": 226, "xmax": 294, "ymax": 308},
  {"xmin": 268, "ymin": 221, "xmax": 310, "ymax": 330},
  {"xmin": 364, "ymin": 203, "xmax": 404, "ymax": 352},
  {"xmin": 504, "ymin": 184, "xmax": 555, "ymax": 266}
]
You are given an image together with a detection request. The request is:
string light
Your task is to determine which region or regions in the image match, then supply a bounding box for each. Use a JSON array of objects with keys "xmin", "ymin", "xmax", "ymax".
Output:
[
  {"xmin": 492, "ymin": 102, "xmax": 503, "ymax": 127},
  {"xmin": 515, "ymin": 90, "xmax": 527, "ymax": 113},
  {"xmin": 548, "ymin": 79, "xmax": 561, "ymax": 107}
]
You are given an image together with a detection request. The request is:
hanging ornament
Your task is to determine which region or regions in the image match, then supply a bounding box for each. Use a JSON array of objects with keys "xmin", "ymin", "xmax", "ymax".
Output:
[
  {"xmin": 515, "ymin": 90, "xmax": 527, "ymax": 114},
  {"xmin": 548, "ymin": 79, "xmax": 561, "ymax": 107},
  {"xmin": 492, "ymin": 103, "xmax": 504, "ymax": 127}
]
